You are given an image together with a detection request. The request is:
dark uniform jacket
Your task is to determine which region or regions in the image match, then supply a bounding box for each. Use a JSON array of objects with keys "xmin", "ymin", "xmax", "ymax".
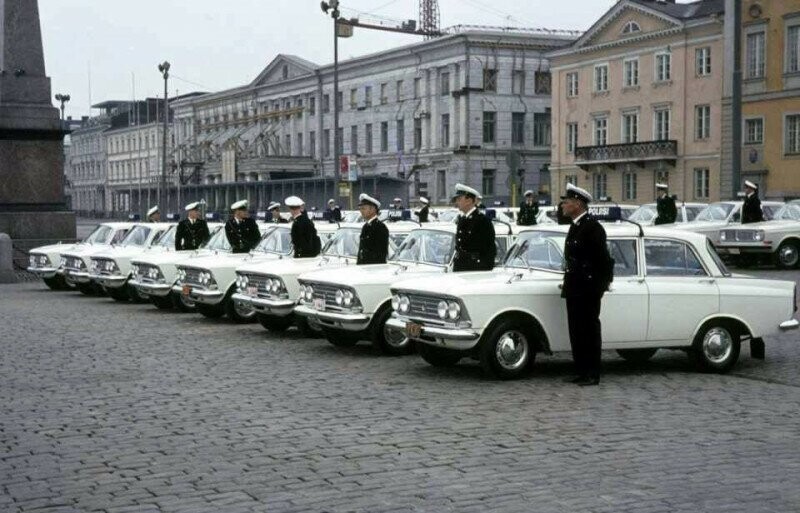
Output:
[
  {"xmin": 654, "ymin": 195, "xmax": 678, "ymax": 225},
  {"xmin": 291, "ymin": 212, "xmax": 320, "ymax": 258},
  {"xmin": 561, "ymin": 214, "xmax": 613, "ymax": 299},
  {"xmin": 175, "ymin": 218, "xmax": 211, "ymax": 251},
  {"xmin": 416, "ymin": 205, "xmax": 429, "ymax": 223},
  {"xmin": 225, "ymin": 217, "xmax": 261, "ymax": 254},
  {"xmin": 357, "ymin": 217, "xmax": 389, "ymax": 265},
  {"xmin": 327, "ymin": 207, "xmax": 342, "ymax": 223},
  {"xmin": 741, "ymin": 193, "xmax": 764, "ymax": 224},
  {"xmin": 453, "ymin": 209, "xmax": 497, "ymax": 272},
  {"xmin": 517, "ymin": 201, "xmax": 539, "ymax": 226}
]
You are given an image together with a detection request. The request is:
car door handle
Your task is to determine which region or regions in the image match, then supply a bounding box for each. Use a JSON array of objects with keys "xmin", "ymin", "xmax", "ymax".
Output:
[
  {"xmin": 698, "ymin": 278, "xmax": 716, "ymax": 284},
  {"xmin": 627, "ymin": 278, "xmax": 645, "ymax": 283}
]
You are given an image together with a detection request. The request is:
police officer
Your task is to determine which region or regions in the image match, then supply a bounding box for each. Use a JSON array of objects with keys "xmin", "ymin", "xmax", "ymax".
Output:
[
  {"xmin": 225, "ymin": 200, "xmax": 261, "ymax": 253},
  {"xmin": 175, "ymin": 201, "xmax": 211, "ymax": 251},
  {"xmin": 452, "ymin": 183, "xmax": 496, "ymax": 272},
  {"xmin": 392, "ymin": 197, "xmax": 403, "ymax": 210},
  {"xmin": 268, "ymin": 201, "xmax": 289, "ymax": 224},
  {"xmin": 415, "ymin": 197, "xmax": 430, "ymax": 223},
  {"xmin": 356, "ymin": 193, "xmax": 389, "ymax": 265},
  {"xmin": 285, "ymin": 196, "xmax": 320, "ymax": 258},
  {"xmin": 146, "ymin": 205, "xmax": 161, "ymax": 223},
  {"xmin": 517, "ymin": 190, "xmax": 539, "ymax": 226},
  {"xmin": 561, "ymin": 183, "xmax": 614, "ymax": 387},
  {"xmin": 326, "ymin": 199, "xmax": 342, "ymax": 223},
  {"xmin": 654, "ymin": 183, "xmax": 677, "ymax": 225},
  {"xmin": 742, "ymin": 180, "xmax": 764, "ymax": 224}
]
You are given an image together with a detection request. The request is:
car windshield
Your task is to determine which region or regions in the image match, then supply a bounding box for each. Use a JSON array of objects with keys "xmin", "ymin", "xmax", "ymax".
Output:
[
  {"xmin": 505, "ymin": 232, "xmax": 566, "ymax": 271},
  {"xmin": 342, "ymin": 211, "xmax": 362, "ymax": 223},
  {"xmin": 685, "ymin": 206, "xmax": 704, "ymax": 221},
  {"xmin": 628, "ymin": 204, "xmax": 657, "ymax": 223},
  {"xmin": 84, "ymin": 225, "xmax": 113, "ymax": 244},
  {"xmin": 435, "ymin": 210, "xmax": 459, "ymax": 223},
  {"xmin": 202, "ymin": 228, "xmax": 231, "ymax": 251},
  {"xmin": 390, "ymin": 229, "xmax": 454, "ymax": 266},
  {"xmin": 762, "ymin": 204, "xmax": 779, "ymax": 220},
  {"xmin": 154, "ymin": 226, "xmax": 177, "ymax": 247},
  {"xmin": 119, "ymin": 225, "xmax": 152, "ymax": 247},
  {"xmin": 255, "ymin": 227, "xmax": 292, "ymax": 255},
  {"xmin": 772, "ymin": 203, "xmax": 800, "ymax": 221},
  {"xmin": 322, "ymin": 228, "xmax": 361, "ymax": 258},
  {"xmin": 694, "ymin": 202, "xmax": 735, "ymax": 222}
]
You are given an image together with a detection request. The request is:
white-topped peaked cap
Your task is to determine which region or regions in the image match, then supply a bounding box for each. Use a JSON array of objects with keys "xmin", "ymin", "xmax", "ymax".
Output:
[
  {"xmin": 744, "ymin": 180, "xmax": 758, "ymax": 190},
  {"xmin": 393, "ymin": 197, "xmax": 402, "ymax": 202},
  {"xmin": 655, "ymin": 183, "xmax": 669, "ymax": 190},
  {"xmin": 524, "ymin": 190, "xmax": 534, "ymax": 196},
  {"xmin": 419, "ymin": 197, "xmax": 429, "ymax": 204},
  {"xmin": 564, "ymin": 183, "xmax": 592, "ymax": 203},
  {"xmin": 267, "ymin": 201, "xmax": 281, "ymax": 211},
  {"xmin": 328, "ymin": 198, "xmax": 335, "ymax": 204},
  {"xmin": 452, "ymin": 183, "xmax": 482, "ymax": 200},
  {"xmin": 146, "ymin": 205, "xmax": 159, "ymax": 217},
  {"xmin": 230, "ymin": 199, "xmax": 248, "ymax": 210},
  {"xmin": 184, "ymin": 201, "xmax": 201, "ymax": 211},
  {"xmin": 358, "ymin": 193, "xmax": 381, "ymax": 209},
  {"xmin": 284, "ymin": 196, "xmax": 305, "ymax": 207}
]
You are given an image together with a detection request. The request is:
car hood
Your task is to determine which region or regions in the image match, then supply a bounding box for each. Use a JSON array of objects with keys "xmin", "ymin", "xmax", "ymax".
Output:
[
  {"xmin": 237, "ymin": 255, "xmax": 355, "ymax": 276},
  {"xmin": 90, "ymin": 246, "xmax": 151, "ymax": 261},
  {"xmin": 725, "ymin": 219, "xmax": 798, "ymax": 230},
  {"xmin": 62, "ymin": 245, "xmax": 115, "ymax": 258},
  {"xmin": 131, "ymin": 249, "xmax": 211, "ymax": 266},
  {"xmin": 674, "ymin": 220, "xmax": 729, "ymax": 231},
  {"xmin": 30, "ymin": 242, "xmax": 78, "ymax": 254},
  {"xmin": 391, "ymin": 268, "xmax": 562, "ymax": 297},
  {"xmin": 178, "ymin": 252, "xmax": 280, "ymax": 272},
  {"xmin": 300, "ymin": 262, "xmax": 447, "ymax": 287}
]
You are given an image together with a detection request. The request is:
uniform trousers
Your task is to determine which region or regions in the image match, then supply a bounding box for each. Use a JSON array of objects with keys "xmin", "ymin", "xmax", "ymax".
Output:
[{"xmin": 565, "ymin": 294, "xmax": 603, "ymax": 379}]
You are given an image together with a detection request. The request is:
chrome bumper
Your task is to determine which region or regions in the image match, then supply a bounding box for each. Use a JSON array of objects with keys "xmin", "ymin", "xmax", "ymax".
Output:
[
  {"xmin": 171, "ymin": 284, "xmax": 224, "ymax": 305},
  {"xmin": 716, "ymin": 244, "xmax": 773, "ymax": 255},
  {"xmin": 386, "ymin": 317, "xmax": 480, "ymax": 351},
  {"xmin": 27, "ymin": 266, "xmax": 58, "ymax": 279},
  {"xmin": 131, "ymin": 279, "xmax": 172, "ymax": 297},
  {"xmin": 63, "ymin": 269, "xmax": 90, "ymax": 283},
  {"xmin": 233, "ymin": 293, "xmax": 295, "ymax": 316},
  {"xmin": 89, "ymin": 274, "xmax": 128, "ymax": 288},
  {"xmin": 294, "ymin": 304, "xmax": 371, "ymax": 331},
  {"xmin": 779, "ymin": 319, "xmax": 799, "ymax": 331}
]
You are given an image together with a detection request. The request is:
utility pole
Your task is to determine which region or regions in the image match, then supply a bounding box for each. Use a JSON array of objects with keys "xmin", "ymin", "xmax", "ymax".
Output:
[
  {"xmin": 321, "ymin": 1, "xmax": 342, "ymax": 197},
  {"xmin": 158, "ymin": 61, "xmax": 170, "ymax": 210},
  {"xmin": 731, "ymin": 0, "xmax": 742, "ymax": 199}
]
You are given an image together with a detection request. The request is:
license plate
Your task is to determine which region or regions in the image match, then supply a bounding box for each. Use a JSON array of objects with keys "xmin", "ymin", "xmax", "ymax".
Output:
[
  {"xmin": 182, "ymin": 284, "xmax": 191, "ymax": 296},
  {"xmin": 728, "ymin": 248, "xmax": 740, "ymax": 255},
  {"xmin": 406, "ymin": 321, "xmax": 422, "ymax": 338},
  {"xmin": 247, "ymin": 286, "xmax": 258, "ymax": 297},
  {"xmin": 313, "ymin": 298, "xmax": 325, "ymax": 311}
]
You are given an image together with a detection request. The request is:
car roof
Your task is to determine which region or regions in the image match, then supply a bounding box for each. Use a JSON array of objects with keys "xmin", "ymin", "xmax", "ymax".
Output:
[
  {"xmin": 516, "ymin": 223, "xmax": 712, "ymax": 245},
  {"xmin": 100, "ymin": 222, "xmax": 136, "ymax": 229}
]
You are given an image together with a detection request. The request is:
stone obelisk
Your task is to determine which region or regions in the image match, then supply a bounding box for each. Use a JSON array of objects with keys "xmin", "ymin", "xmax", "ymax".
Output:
[{"xmin": 0, "ymin": 0, "xmax": 75, "ymax": 240}]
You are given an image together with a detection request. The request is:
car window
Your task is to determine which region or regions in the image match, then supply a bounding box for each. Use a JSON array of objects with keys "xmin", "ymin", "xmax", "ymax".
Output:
[
  {"xmin": 504, "ymin": 232, "xmax": 566, "ymax": 271},
  {"xmin": 629, "ymin": 205, "xmax": 656, "ymax": 223},
  {"xmin": 155, "ymin": 226, "xmax": 177, "ymax": 247},
  {"xmin": 694, "ymin": 203, "xmax": 734, "ymax": 222},
  {"xmin": 256, "ymin": 228, "xmax": 293, "ymax": 254},
  {"xmin": 685, "ymin": 206, "xmax": 704, "ymax": 221},
  {"xmin": 391, "ymin": 230, "xmax": 454, "ymax": 266},
  {"xmin": 774, "ymin": 203, "xmax": 800, "ymax": 221},
  {"xmin": 120, "ymin": 226, "xmax": 151, "ymax": 247},
  {"xmin": 84, "ymin": 225, "xmax": 113, "ymax": 244},
  {"xmin": 203, "ymin": 228, "xmax": 231, "ymax": 251},
  {"xmin": 110, "ymin": 229, "xmax": 129, "ymax": 245},
  {"xmin": 494, "ymin": 238, "xmax": 508, "ymax": 265},
  {"xmin": 323, "ymin": 228, "xmax": 361, "ymax": 257},
  {"xmin": 762, "ymin": 204, "xmax": 778, "ymax": 220},
  {"xmin": 607, "ymin": 239, "xmax": 638, "ymax": 277},
  {"xmin": 644, "ymin": 239, "xmax": 707, "ymax": 277},
  {"xmin": 706, "ymin": 239, "xmax": 731, "ymax": 277}
]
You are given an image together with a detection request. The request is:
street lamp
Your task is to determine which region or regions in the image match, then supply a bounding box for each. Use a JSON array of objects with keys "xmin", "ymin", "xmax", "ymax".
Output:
[
  {"xmin": 157, "ymin": 61, "xmax": 170, "ymax": 209},
  {"xmin": 54, "ymin": 93, "xmax": 70, "ymax": 124},
  {"xmin": 321, "ymin": 1, "xmax": 340, "ymax": 202}
]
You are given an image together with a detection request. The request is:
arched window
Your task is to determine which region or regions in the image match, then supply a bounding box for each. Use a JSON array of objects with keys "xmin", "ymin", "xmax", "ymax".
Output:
[{"xmin": 622, "ymin": 21, "xmax": 641, "ymax": 35}]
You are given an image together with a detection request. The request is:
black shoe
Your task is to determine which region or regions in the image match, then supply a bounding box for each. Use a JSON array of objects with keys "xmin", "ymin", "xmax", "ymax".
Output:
[
  {"xmin": 575, "ymin": 377, "xmax": 600, "ymax": 386},
  {"xmin": 565, "ymin": 375, "xmax": 587, "ymax": 384}
]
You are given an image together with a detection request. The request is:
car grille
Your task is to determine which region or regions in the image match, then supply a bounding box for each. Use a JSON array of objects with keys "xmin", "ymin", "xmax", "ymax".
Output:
[
  {"xmin": 181, "ymin": 267, "xmax": 204, "ymax": 288},
  {"xmin": 407, "ymin": 294, "xmax": 446, "ymax": 322},
  {"xmin": 721, "ymin": 229, "xmax": 757, "ymax": 242},
  {"xmin": 63, "ymin": 256, "xmax": 85, "ymax": 271},
  {"xmin": 92, "ymin": 257, "xmax": 117, "ymax": 276},
  {"xmin": 239, "ymin": 272, "xmax": 271, "ymax": 298},
  {"xmin": 311, "ymin": 282, "xmax": 340, "ymax": 307},
  {"xmin": 135, "ymin": 263, "xmax": 162, "ymax": 284}
]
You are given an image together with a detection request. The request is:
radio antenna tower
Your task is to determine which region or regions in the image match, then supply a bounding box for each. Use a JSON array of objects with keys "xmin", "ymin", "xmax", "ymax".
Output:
[{"xmin": 419, "ymin": 0, "xmax": 441, "ymax": 39}]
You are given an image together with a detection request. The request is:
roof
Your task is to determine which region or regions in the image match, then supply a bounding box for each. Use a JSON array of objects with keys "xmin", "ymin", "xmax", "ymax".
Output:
[
  {"xmin": 629, "ymin": 0, "xmax": 724, "ymax": 19},
  {"xmin": 516, "ymin": 223, "xmax": 714, "ymax": 245}
]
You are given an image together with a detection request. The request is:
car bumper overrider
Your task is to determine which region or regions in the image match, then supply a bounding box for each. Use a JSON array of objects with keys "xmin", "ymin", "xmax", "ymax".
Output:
[
  {"xmin": 779, "ymin": 319, "xmax": 799, "ymax": 331},
  {"xmin": 294, "ymin": 304, "xmax": 371, "ymax": 331},
  {"xmin": 385, "ymin": 317, "xmax": 480, "ymax": 350},
  {"xmin": 233, "ymin": 293, "xmax": 295, "ymax": 316}
]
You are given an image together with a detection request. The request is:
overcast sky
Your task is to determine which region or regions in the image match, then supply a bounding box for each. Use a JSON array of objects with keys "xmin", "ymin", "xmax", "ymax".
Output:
[{"xmin": 39, "ymin": 0, "xmax": 616, "ymax": 119}]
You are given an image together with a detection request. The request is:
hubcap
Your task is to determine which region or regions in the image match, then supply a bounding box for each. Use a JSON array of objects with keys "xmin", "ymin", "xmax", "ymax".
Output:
[
  {"xmin": 384, "ymin": 325, "xmax": 409, "ymax": 348},
  {"xmin": 702, "ymin": 327, "xmax": 733, "ymax": 364},
  {"xmin": 779, "ymin": 245, "xmax": 799, "ymax": 267},
  {"xmin": 234, "ymin": 300, "xmax": 255, "ymax": 318},
  {"xmin": 179, "ymin": 294, "xmax": 195, "ymax": 308},
  {"xmin": 495, "ymin": 331, "xmax": 529, "ymax": 370}
]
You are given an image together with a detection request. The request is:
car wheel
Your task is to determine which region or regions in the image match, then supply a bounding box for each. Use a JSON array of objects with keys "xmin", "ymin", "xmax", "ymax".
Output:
[
  {"xmin": 225, "ymin": 295, "xmax": 256, "ymax": 323},
  {"xmin": 323, "ymin": 328, "xmax": 360, "ymax": 347},
  {"xmin": 150, "ymin": 295, "xmax": 173, "ymax": 310},
  {"xmin": 43, "ymin": 276, "xmax": 62, "ymax": 290},
  {"xmin": 479, "ymin": 320, "xmax": 535, "ymax": 379},
  {"xmin": 690, "ymin": 321, "xmax": 741, "ymax": 373},
  {"xmin": 257, "ymin": 313, "xmax": 293, "ymax": 332},
  {"xmin": 106, "ymin": 286, "xmax": 130, "ymax": 302},
  {"xmin": 297, "ymin": 317, "xmax": 323, "ymax": 338},
  {"xmin": 171, "ymin": 292, "xmax": 196, "ymax": 313},
  {"xmin": 77, "ymin": 283, "xmax": 95, "ymax": 295},
  {"xmin": 197, "ymin": 303, "xmax": 225, "ymax": 318},
  {"xmin": 127, "ymin": 284, "xmax": 150, "ymax": 303},
  {"xmin": 616, "ymin": 348, "xmax": 658, "ymax": 364},
  {"xmin": 371, "ymin": 307, "xmax": 414, "ymax": 356},
  {"xmin": 415, "ymin": 341, "xmax": 463, "ymax": 367},
  {"xmin": 774, "ymin": 240, "xmax": 800, "ymax": 270}
]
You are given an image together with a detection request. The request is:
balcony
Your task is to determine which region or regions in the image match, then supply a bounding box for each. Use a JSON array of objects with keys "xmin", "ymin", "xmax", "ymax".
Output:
[{"xmin": 574, "ymin": 140, "xmax": 677, "ymax": 170}]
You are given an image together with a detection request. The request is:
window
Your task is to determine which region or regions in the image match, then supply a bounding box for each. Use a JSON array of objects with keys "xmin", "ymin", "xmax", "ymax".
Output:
[
  {"xmin": 786, "ymin": 114, "xmax": 800, "ymax": 154},
  {"xmin": 565, "ymin": 174, "xmax": 578, "ymax": 186},
  {"xmin": 380, "ymin": 83, "xmax": 387, "ymax": 104},
  {"xmin": 482, "ymin": 169, "xmax": 495, "ymax": 196},
  {"xmin": 365, "ymin": 124, "xmax": 373, "ymax": 154},
  {"xmin": 694, "ymin": 167, "xmax": 710, "ymax": 199},
  {"xmin": 654, "ymin": 108, "xmax": 671, "ymax": 140},
  {"xmin": 309, "ymin": 131, "xmax": 316, "ymax": 158},
  {"xmin": 396, "ymin": 80, "xmax": 404, "ymax": 102},
  {"xmin": 414, "ymin": 118, "xmax": 422, "ymax": 150},
  {"xmin": 296, "ymin": 132, "xmax": 303, "ymax": 156},
  {"xmin": 414, "ymin": 78, "xmax": 421, "ymax": 99},
  {"xmin": 322, "ymin": 94, "xmax": 330, "ymax": 113},
  {"xmin": 594, "ymin": 65, "xmax": 609, "ymax": 92},
  {"xmin": 787, "ymin": 25, "xmax": 800, "ymax": 74},
  {"xmin": 623, "ymin": 172, "xmax": 637, "ymax": 200},
  {"xmin": 621, "ymin": 20, "xmax": 640, "ymax": 35},
  {"xmin": 534, "ymin": 71, "xmax": 552, "ymax": 94},
  {"xmin": 746, "ymin": 31, "xmax": 766, "ymax": 78},
  {"xmin": 624, "ymin": 58, "xmax": 639, "ymax": 87},
  {"xmin": 512, "ymin": 112, "xmax": 525, "ymax": 145},
  {"xmin": 350, "ymin": 125, "xmax": 358, "ymax": 154},
  {"xmin": 594, "ymin": 116, "xmax": 608, "ymax": 146},
  {"xmin": 593, "ymin": 173, "xmax": 607, "ymax": 198},
  {"xmin": 284, "ymin": 134, "xmax": 291, "ymax": 156},
  {"xmin": 396, "ymin": 119, "xmax": 405, "ymax": 151},
  {"xmin": 644, "ymin": 239, "xmax": 707, "ymax": 277},
  {"xmin": 440, "ymin": 72, "xmax": 450, "ymax": 96},
  {"xmin": 566, "ymin": 72, "xmax": 579, "ymax": 97},
  {"xmin": 441, "ymin": 114, "xmax": 450, "ymax": 148},
  {"xmin": 695, "ymin": 105, "xmax": 711, "ymax": 140},
  {"xmin": 483, "ymin": 111, "xmax": 496, "ymax": 143},
  {"xmin": 350, "ymin": 88, "xmax": 357, "ymax": 109},
  {"xmin": 512, "ymin": 70, "xmax": 525, "ymax": 95},
  {"xmin": 533, "ymin": 112, "xmax": 551, "ymax": 146},
  {"xmin": 364, "ymin": 86, "xmax": 372, "ymax": 107},
  {"xmin": 622, "ymin": 112, "xmax": 638, "ymax": 143},
  {"xmin": 655, "ymin": 53, "xmax": 671, "ymax": 81},
  {"xmin": 336, "ymin": 91, "xmax": 343, "ymax": 112},
  {"xmin": 566, "ymin": 123, "xmax": 578, "ymax": 153},
  {"xmin": 323, "ymin": 129, "xmax": 330, "ymax": 157},
  {"xmin": 308, "ymin": 97, "xmax": 316, "ymax": 116},
  {"xmin": 696, "ymin": 47, "xmax": 711, "ymax": 76},
  {"xmin": 434, "ymin": 169, "xmax": 446, "ymax": 200},
  {"xmin": 336, "ymin": 127, "xmax": 343, "ymax": 155},
  {"xmin": 483, "ymin": 69, "xmax": 498, "ymax": 92},
  {"xmin": 608, "ymin": 240, "xmax": 638, "ymax": 277},
  {"xmin": 745, "ymin": 118, "xmax": 764, "ymax": 144},
  {"xmin": 380, "ymin": 121, "xmax": 388, "ymax": 152}
]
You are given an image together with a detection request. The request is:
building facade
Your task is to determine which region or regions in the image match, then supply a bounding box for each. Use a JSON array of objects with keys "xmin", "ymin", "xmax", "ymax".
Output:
[
  {"xmin": 65, "ymin": 116, "xmax": 109, "ymax": 216},
  {"xmin": 548, "ymin": 0, "xmax": 726, "ymax": 204}
]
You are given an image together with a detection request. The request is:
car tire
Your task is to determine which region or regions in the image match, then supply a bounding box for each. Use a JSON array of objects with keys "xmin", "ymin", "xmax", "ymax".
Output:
[
  {"xmin": 690, "ymin": 320, "xmax": 741, "ymax": 373},
  {"xmin": 43, "ymin": 276, "xmax": 63, "ymax": 290},
  {"xmin": 171, "ymin": 292, "xmax": 196, "ymax": 313},
  {"xmin": 479, "ymin": 319, "xmax": 535, "ymax": 380},
  {"xmin": 257, "ymin": 313, "xmax": 293, "ymax": 332},
  {"xmin": 106, "ymin": 286, "xmax": 130, "ymax": 302},
  {"xmin": 224, "ymin": 295, "xmax": 256, "ymax": 324},
  {"xmin": 774, "ymin": 240, "xmax": 800, "ymax": 270},
  {"xmin": 371, "ymin": 306, "xmax": 414, "ymax": 356},
  {"xmin": 323, "ymin": 328, "xmax": 360, "ymax": 347},
  {"xmin": 197, "ymin": 303, "xmax": 225, "ymax": 318},
  {"xmin": 297, "ymin": 317, "xmax": 323, "ymax": 338},
  {"xmin": 415, "ymin": 341, "xmax": 463, "ymax": 367},
  {"xmin": 616, "ymin": 348, "xmax": 658, "ymax": 364},
  {"xmin": 150, "ymin": 295, "xmax": 173, "ymax": 310},
  {"xmin": 127, "ymin": 284, "xmax": 150, "ymax": 304},
  {"xmin": 77, "ymin": 282, "xmax": 95, "ymax": 295}
]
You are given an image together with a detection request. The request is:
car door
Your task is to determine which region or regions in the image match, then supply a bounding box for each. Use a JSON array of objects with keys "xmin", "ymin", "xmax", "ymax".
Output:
[
  {"xmin": 644, "ymin": 238, "xmax": 719, "ymax": 342},
  {"xmin": 601, "ymin": 238, "xmax": 648, "ymax": 343}
]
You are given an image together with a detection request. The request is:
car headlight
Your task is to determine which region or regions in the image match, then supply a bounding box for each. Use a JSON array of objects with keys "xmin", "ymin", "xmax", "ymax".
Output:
[
  {"xmin": 391, "ymin": 294, "xmax": 400, "ymax": 311},
  {"xmin": 90, "ymin": 260, "xmax": 98, "ymax": 272},
  {"xmin": 753, "ymin": 230, "xmax": 765, "ymax": 242},
  {"xmin": 270, "ymin": 278, "xmax": 282, "ymax": 294},
  {"xmin": 335, "ymin": 289, "xmax": 344, "ymax": 305},
  {"xmin": 29, "ymin": 255, "xmax": 36, "ymax": 267},
  {"xmin": 304, "ymin": 285, "xmax": 314, "ymax": 302},
  {"xmin": 719, "ymin": 231, "xmax": 727, "ymax": 242},
  {"xmin": 60, "ymin": 256, "xmax": 66, "ymax": 268},
  {"xmin": 148, "ymin": 267, "xmax": 160, "ymax": 280},
  {"xmin": 343, "ymin": 290, "xmax": 354, "ymax": 307},
  {"xmin": 447, "ymin": 301, "xmax": 460, "ymax": 320},
  {"xmin": 398, "ymin": 295, "xmax": 410, "ymax": 313},
  {"xmin": 437, "ymin": 300, "xmax": 448, "ymax": 319}
]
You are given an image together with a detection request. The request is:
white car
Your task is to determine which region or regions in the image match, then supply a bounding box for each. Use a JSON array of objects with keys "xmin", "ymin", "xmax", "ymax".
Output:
[
  {"xmin": 387, "ymin": 225, "xmax": 798, "ymax": 379},
  {"xmin": 129, "ymin": 223, "xmax": 225, "ymax": 311},
  {"xmin": 628, "ymin": 202, "xmax": 707, "ymax": 225},
  {"xmin": 294, "ymin": 222, "xmax": 514, "ymax": 355},
  {"xmin": 715, "ymin": 200, "xmax": 800, "ymax": 269},
  {"xmin": 671, "ymin": 200, "xmax": 784, "ymax": 244},
  {"xmin": 87, "ymin": 223, "xmax": 175, "ymax": 302},
  {"xmin": 232, "ymin": 222, "xmax": 416, "ymax": 335},
  {"xmin": 60, "ymin": 222, "xmax": 136, "ymax": 295}
]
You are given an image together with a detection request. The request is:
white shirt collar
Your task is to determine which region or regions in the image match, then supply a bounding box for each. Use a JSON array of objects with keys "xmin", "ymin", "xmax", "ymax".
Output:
[
  {"xmin": 747, "ymin": 192, "xmax": 754, "ymax": 198},
  {"xmin": 292, "ymin": 211, "xmax": 302, "ymax": 219},
  {"xmin": 572, "ymin": 211, "xmax": 588, "ymax": 225},
  {"xmin": 367, "ymin": 214, "xmax": 378, "ymax": 223},
  {"xmin": 461, "ymin": 207, "xmax": 477, "ymax": 218}
]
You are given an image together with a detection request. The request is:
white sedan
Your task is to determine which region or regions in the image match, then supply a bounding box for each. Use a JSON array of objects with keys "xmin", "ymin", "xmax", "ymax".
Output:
[
  {"xmin": 715, "ymin": 200, "xmax": 800, "ymax": 269},
  {"xmin": 388, "ymin": 225, "xmax": 798, "ymax": 379}
]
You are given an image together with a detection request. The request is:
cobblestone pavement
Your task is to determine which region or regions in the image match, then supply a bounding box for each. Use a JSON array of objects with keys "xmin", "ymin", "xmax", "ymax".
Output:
[{"xmin": 1, "ymin": 270, "xmax": 799, "ymax": 513}]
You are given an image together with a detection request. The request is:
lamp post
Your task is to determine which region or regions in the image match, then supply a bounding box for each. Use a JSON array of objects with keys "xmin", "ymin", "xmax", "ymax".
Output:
[
  {"xmin": 157, "ymin": 61, "xmax": 170, "ymax": 209},
  {"xmin": 321, "ymin": 1, "xmax": 341, "ymax": 201},
  {"xmin": 54, "ymin": 93, "xmax": 70, "ymax": 126}
]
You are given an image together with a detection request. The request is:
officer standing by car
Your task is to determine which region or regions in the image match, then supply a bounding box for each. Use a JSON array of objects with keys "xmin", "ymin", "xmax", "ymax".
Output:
[
  {"xmin": 268, "ymin": 201, "xmax": 289, "ymax": 224},
  {"xmin": 415, "ymin": 197, "xmax": 430, "ymax": 223},
  {"xmin": 146, "ymin": 205, "xmax": 160, "ymax": 223},
  {"xmin": 742, "ymin": 180, "xmax": 764, "ymax": 224},
  {"xmin": 560, "ymin": 183, "xmax": 613, "ymax": 387},
  {"xmin": 326, "ymin": 199, "xmax": 342, "ymax": 222},
  {"xmin": 286, "ymin": 196, "xmax": 320, "ymax": 258},
  {"xmin": 225, "ymin": 200, "xmax": 261, "ymax": 253},
  {"xmin": 175, "ymin": 201, "xmax": 211, "ymax": 250},
  {"xmin": 653, "ymin": 183, "xmax": 677, "ymax": 225},
  {"xmin": 356, "ymin": 193, "xmax": 389, "ymax": 265},
  {"xmin": 517, "ymin": 190, "xmax": 539, "ymax": 226},
  {"xmin": 452, "ymin": 184, "xmax": 496, "ymax": 272}
]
